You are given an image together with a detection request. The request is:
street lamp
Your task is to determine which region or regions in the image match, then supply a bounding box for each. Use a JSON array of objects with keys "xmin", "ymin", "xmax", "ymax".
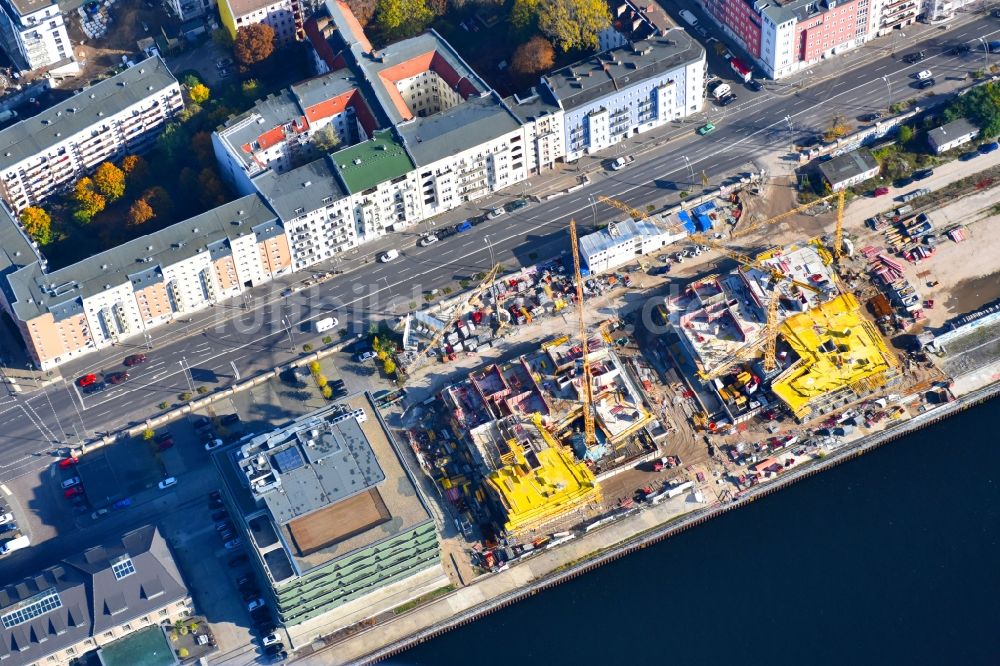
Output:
[
  {"xmin": 881, "ymin": 75, "xmax": 892, "ymax": 110},
  {"xmin": 280, "ymin": 317, "xmax": 294, "ymax": 351},
  {"xmin": 978, "ymin": 37, "xmax": 989, "ymax": 72},
  {"xmin": 682, "ymin": 155, "xmax": 695, "ymax": 183},
  {"xmin": 178, "ymin": 357, "xmax": 195, "ymax": 394}
]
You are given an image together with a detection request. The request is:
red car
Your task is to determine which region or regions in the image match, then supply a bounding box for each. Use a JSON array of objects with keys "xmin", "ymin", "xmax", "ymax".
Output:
[
  {"xmin": 873, "ymin": 187, "xmax": 890, "ymax": 197},
  {"xmin": 124, "ymin": 354, "xmax": 146, "ymax": 367},
  {"xmin": 58, "ymin": 457, "xmax": 78, "ymax": 469},
  {"xmin": 63, "ymin": 486, "xmax": 84, "ymax": 498},
  {"xmin": 155, "ymin": 433, "xmax": 174, "ymax": 451},
  {"xmin": 106, "ymin": 372, "xmax": 129, "ymax": 385},
  {"xmin": 76, "ymin": 374, "xmax": 98, "ymax": 387}
]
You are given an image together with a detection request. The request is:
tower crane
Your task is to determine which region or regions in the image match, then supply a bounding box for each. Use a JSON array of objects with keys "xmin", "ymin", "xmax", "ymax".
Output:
[
  {"xmin": 833, "ymin": 189, "xmax": 847, "ymax": 262},
  {"xmin": 569, "ymin": 219, "xmax": 597, "ymax": 451}
]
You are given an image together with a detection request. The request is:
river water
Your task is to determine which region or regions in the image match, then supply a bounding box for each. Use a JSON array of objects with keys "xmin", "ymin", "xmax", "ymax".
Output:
[{"xmin": 390, "ymin": 400, "xmax": 1000, "ymax": 665}]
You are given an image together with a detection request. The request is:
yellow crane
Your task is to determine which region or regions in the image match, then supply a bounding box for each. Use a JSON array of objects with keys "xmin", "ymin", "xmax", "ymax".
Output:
[
  {"xmin": 833, "ymin": 189, "xmax": 847, "ymax": 262},
  {"xmin": 569, "ymin": 219, "xmax": 597, "ymax": 450},
  {"xmin": 405, "ymin": 263, "xmax": 502, "ymax": 377}
]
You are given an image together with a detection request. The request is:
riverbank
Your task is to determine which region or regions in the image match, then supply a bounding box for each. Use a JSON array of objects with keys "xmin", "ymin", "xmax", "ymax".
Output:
[{"xmin": 310, "ymin": 378, "xmax": 1000, "ymax": 665}]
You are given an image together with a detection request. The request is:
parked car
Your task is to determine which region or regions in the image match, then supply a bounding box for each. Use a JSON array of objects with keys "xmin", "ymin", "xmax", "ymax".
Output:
[
  {"xmin": 247, "ymin": 598, "xmax": 266, "ymax": 612},
  {"xmin": 486, "ymin": 207, "xmax": 506, "ymax": 220},
  {"xmin": 902, "ymin": 51, "xmax": 925, "ymax": 64},
  {"xmin": 211, "ymin": 510, "xmax": 229, "ymax": 522},
  {"xmin": 861, "ymin": 111, "xmax": 884, "ymax": 122},
  {"xmin": 113, "ymin": 498, "xmax": 133, "ymax": 509},
  {"xmin": 264, "ymin": 644, "xmax": 285, "ymax": 656},
  {"xmin": 379, "ymin": 249, "xmax": 400, "ymax": 262},
  {"xmin": 0, "ymin": 523, "xmax": 17, "ymax": 534},
  {"xmin": 262, "ymin": 634, "xmax": 282, "ymax": 647},
  {"xmin": 960, "ymin": 150, "xmax": 979, "ymax": 161},
  {"xmin": 82, "ymin": 382, "xmax": 107, "ymax": 394},
  {"xmin": 76, "ymin": 374, "xmax": 98, "ymax": 387},
  {"xmin": 64, "ymin": 486, "xmax": 84, "ymax": 498},
  {"xmin": 0, "ymin": 512, "xmax": 14, "ymax": 525},
  {"xmin": 106, "ymin": 372, "xmax": 128, "ymax": 385},
  {"xmin": 221, "ymin": 414, "xmax": 240, "ymax": 426},
  {"xmin": 60, "ymin": 477, "xmax": 81, "ymax": 489},
  {"xmin": 873, "ymin": 186, "xmax": 890, "ymax": 197},
  {"xmin": 224, "ymin": 538, "xmax": 243, "ymax": 550},
  {"xmin": 155, "ymin": 433, "xmax": 174, "ymax": 450},
  {"xmin": 679, "ymin": 8, "xmax": 698, "ymax": 25},
  {"xmin": 123, "ymin": 354, "xmax": 146, "ymax": 367},
  {"xmin": 216, "ymin": 520, "xmax": 234, "ymax": 532},
  {"xmin": 354, "ymin": 351, "xmax": 377, "ymax": 362},
  {"xmin": 718, "ymin": 93, "xmax": 737, "ymax": 106},
  {"xmin": 91, "ymin": 508, "xmax": 109, "ymax": 519},
  {"xmin": 204, "ymin": 439, "xmax": 224, "ymax": 451},
  {"xmin": 418, "ymin": 234, "xmax": 439, "ymax": 247},
  {"xmin": 192, "ymin": 415, "xmax": 212, "ymax": 430},
  {"xmin": 255, "ymin": 621, "xmax": 277, "ymax": 636},
  {"xmin": 697, "ymin": 122, "xmax": 715, "ymax": 135},
  {"xmin": 505, "ymin": 198, "xmax": 529, "ymax": 212},
  {"xmin": 58, "ymin": 457, "xmax": 78, "ymax": 469},
  {"xmin": 746, "ymin": 79, "xmax": 763, "ymax": 92},
  {"xmin": 913, "ymin": 169, "xmax": 934, "ymax": 180},
  {"xmin": 454, "ymin": 220, "xmax": 473, "ymax": 233},
  {"xmin": 979, "ymin": 141, "xmax": 999, "ymax": 154},
  {"xmin": 158, "ymin": 477, "xmax": 177, "ymax": 490}
]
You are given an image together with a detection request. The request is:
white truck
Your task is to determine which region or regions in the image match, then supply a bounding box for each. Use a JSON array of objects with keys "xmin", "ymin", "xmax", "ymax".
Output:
[
  {"xmin": 313, "ymin": 317, "xmax": 338, "ymax": 333},
  {"xmin": 611, "ymin": 155, "xmax": 635, "ymax": 170},
  {"xmin": 710, "ymin": 82, "xmax": 732, "ymax": 100},
  {"xmin": 1, "ymin": 535, "xmax": 29, "ymax": 554}
]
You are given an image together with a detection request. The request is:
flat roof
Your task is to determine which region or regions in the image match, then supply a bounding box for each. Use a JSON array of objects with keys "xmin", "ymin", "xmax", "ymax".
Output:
[
  {"xmin": 8, "ymin": 0, "xmax": 56, "ymax": 17},
  {"xmin": 97, "ymin": 626, "xmax": 177, "ymax": 666},
  {"xmin": 253, "ymin": 156, "xmax": 348, "ymax": 219},
  {"xmin": 329, "ymin": 129, "xmax": 414, "ymax": 193},
  {"xmin": 579, "ymin": 218, "xmax": 665, "ymax": 258},
  {"xmin": 544, "ymin": 29, "xmax": 704, "ymax": 112},
  {"xmin": 0, "ymin": 56, "xmax": 177, "ymax": 172}
]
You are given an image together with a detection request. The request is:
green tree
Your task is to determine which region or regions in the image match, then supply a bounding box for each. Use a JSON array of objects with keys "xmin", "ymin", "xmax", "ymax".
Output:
[
  {"xmin": 536, "ymin": 0, "xmax": 610, "ymax": 52},
  {"xmin": 234, "ymin": 24, "xmax": 276, "ymax": 66},
  {"xmin": 181, "ymin": 73, "xmax": 201, "ymax": 89},
  {"xmin": 143, "ymin": 427, "xmax": 155, "ymax": 441},
  {"xmin": 321, "ymin": 384, "xmax": 333, "ymax": 399},
  {"xmin": 897, "ymin": 124, "xmax": 915, "ymax": 145},
  {"xmin": 92, "ymin": 162, "xmax": 126, "ymax": 201},
  {"xmin": 512, "ymin": 0, "xmax": 539, "ymax": 30},
  {"xmin": 188, "ymin": 82, "xmax": 211, "ymax": 104},
  {"xmin": 944, "ymin": 81, "xmax": 1000, "ymax": 137},
  {"xmin": 72, "ymin": 177, "xmax": 106, "ymax": 223},
  {"xmin": 310, "ymin": 125, "xmax": 340, "ymax": 153},
  {"xmin": 19, "ymin": 207, "xmax": 51, "ymax": 245},
  {"xmin": 128, "ymin": 198, "xmax": 155, "ymax": 226},
  {"xmin": 383, "ymin": 358, "xmax": 397, "ymax": 376},
  {"xmin": 511, "ymin": 36, "xmax": 555, "ymax": 76},
  {"xmin": 374, "ymin": 0, "xmax": 433, "ymax": 39},
  {"xmin": 156, "ymin": 123, "xmax": 191, "ymax": 167}
]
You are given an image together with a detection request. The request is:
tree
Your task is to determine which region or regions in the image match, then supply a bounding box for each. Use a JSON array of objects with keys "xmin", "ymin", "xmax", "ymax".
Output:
[
  {"xmin": 156, "ymin": 123, "xmax": 191, "ymax": 167},
  {"xmin": 426, "ymin": 0, "xmax": 447, "ymax": 15},
  {"xmin": 321, "ymin": 385, "xmax": 333, "ymax": 399},
  {"xmin": 824, "ymin": 114, "xmax": 851, "ymax": 142},
  {"xmin": 898, "ymin": 124, "xmax": 915, "ymax": 145},
  {"xmin": 92, "ymin": 162, "xmax": 126, "ymax": 201},
  {"xmin": 141, "ymin": 186, "xmax": 172, "ymax": 218},
  {"xmin": 19, "ymin": 207, "xmax": 51, "ymax": 245},
  {"xmin": 192, "ymin": 132, "xmax": 215, "ymax": 167},
  {"xmin": 128, "ymin": 199, "xmax": 155, "ymax": 226},
  {"xmin": 310, "ymin": 125, "xmax": 340, "ymax": 153},
  {"xmin": 234, "ymin": 24, "xmax": 275, "ymax": 66},
  {"xmin": 511, "ymin": 36, "xmax": 555, "ymax": 76},
  {"xmin": 512, "ymin": 0, "xmax": 539, "ymax": 30},
  {"xmin": 142, "ymin": 428, "xmax": 155, "ymax": 441},
  {"xmin": 383, "ymin": 358, "xmax": 397, "ymax": 376},
  {"xmin": 374, "ymin": 0, "xmax": 433, "ymax": 39},
  {"xmin": 188, "ymin": 82, "xmax": 210, "ymax": 104},
  {"xmin": 241, "ymin": 78, "xmax": 260, "ymax": 100},
  {"xmin": 197, "ymin": 168, "xmax": 227, "ymax": 207},
  {"xmin": 345, "ymin": 0, "xmax": 377, "ymax": 25},
  {"xmin": 181, "ymin": 73, "xmax": 201, "ymax": 89},
  {"xmin": 536, "ymin": 0, "xmax": 611, "ymax": 52},
  {"xmin": 72, "ymin": 177, "xmax": 106, "ymax": 223},
  {"xmin": 120, "ymin": 154, "xmax": 150, "ymax": 185}
]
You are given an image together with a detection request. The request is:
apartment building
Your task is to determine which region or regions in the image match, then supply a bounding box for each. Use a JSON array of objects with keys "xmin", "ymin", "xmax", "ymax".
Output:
[
  {"xmin": 598, "ymin": 0, "xmax": 674, "ymax": 53},
  {"xmin": 0, "ymin": 56, "xmax": 182, "ymax": 213},
  {"xmin": 219, "ymin": 0, "xmax": 317, "ymax": 44},
  {"xmin": 0, "ymin": 0, "xmax": 76, "ymax": 76},
  {"xmin": 166, "ymin": 0, "xmax": 217, "ymax": 21},
  {"xmin": 544, "ymin": 28, "xmax": 706, "ymax": 161},
  {"xmin": 211, "ymin": 397, "xmax": 447, "ymax": 647},
  {"xmin": 700, "ymin": 0, "xmax": 879, "ymax": 79},
  {"xmin": 2, "ymin": 195, "xmax": 291, "ymax": 370},
  {"xmin": 213, "ymin": 69, "xmax": 378, "ymax": 195},
  {"xmin": 0, "ymin": 525, "xmax": 191, "ymax": 666}
]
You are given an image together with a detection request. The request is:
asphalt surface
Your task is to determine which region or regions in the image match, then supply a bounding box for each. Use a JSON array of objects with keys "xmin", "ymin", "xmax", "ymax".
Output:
[{"xmin": 2, "ymin": 14, "xmax": 999, "ymax": 482}]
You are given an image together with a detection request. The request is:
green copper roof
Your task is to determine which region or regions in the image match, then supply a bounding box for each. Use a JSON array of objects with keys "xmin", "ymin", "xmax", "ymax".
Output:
[{"xmin": 331, "ymin": 130, "xmax": 414, "ymax": 194}]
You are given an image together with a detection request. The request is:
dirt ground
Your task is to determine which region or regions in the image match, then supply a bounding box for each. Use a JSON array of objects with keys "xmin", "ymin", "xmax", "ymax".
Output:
[{"xmin": 64, "ymin": 1, "xmax": 176, "ymax": 87}]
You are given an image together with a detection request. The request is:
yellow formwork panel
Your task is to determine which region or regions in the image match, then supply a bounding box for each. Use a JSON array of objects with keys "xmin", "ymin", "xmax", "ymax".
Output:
[
  {"xmin": 485, "ymin": 419, "xmax": 600, "ymax": 534},
  {"xmin": 771, "ymin": 294, "xmax": 898, "ymax": 419}
]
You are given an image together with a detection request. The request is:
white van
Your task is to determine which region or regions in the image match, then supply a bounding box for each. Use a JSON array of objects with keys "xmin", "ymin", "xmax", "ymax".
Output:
[
  {"xmin": 158, "ymin": 477, "xmax": 178, "ymax": 490},
  {"xmin": 680, "ymin": 9, "xmax": 698, "ymax": 26},
  {"xmin": 379, "ymin": 249, "xmax": 399, "ymax": 262}
]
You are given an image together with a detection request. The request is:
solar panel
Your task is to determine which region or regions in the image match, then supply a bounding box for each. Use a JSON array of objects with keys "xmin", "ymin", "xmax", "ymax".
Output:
[{"xmin": 272, "ymin": 447, "xmax": 305, "ymax": 473}]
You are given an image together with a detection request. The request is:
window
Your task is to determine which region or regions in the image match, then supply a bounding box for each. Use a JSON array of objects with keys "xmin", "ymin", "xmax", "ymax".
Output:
[{"xmin": 112, "ymin": 557, "xmax": 136, "ymax": 580}]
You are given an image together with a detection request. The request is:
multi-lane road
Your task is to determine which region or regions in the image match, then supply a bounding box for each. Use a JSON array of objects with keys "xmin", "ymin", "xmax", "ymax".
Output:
[{"xmin": 2, "ymin": 14, "xmax": 999, "ymax": 480}]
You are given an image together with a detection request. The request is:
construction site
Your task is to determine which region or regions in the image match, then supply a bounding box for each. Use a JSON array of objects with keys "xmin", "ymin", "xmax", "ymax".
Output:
[{"xmin": 387, "ymin": 147, "xmax": 1000, "ymax": 577}]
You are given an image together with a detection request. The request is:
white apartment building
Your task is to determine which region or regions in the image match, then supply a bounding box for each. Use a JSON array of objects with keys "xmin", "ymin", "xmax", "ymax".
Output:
[
  {"xmin": 3, "ymin": 196, "xmax": 292, "ymax": 370},
  {"xmin": 0, "ymin": 56, "xmax": 182, "ymax": 213},
  {"xmin": 220, "ymin": 0, "xmax": 316, "ymax": 44},
  {"xmin": 543, "ymin": 29, "xmax": 706, "ymax": 161},
  {"xmin": 0, "ymin": 0, "xmax": 76, "ymax": 76}
]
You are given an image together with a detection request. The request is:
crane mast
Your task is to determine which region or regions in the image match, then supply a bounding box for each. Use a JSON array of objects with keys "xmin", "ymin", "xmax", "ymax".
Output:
[{"xmin": 568, "ymin": 219, "xmax": 596, "ymax": 450}]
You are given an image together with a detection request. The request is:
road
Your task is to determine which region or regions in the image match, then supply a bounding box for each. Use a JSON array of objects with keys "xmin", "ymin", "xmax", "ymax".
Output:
[{"xmin": 2, "ymin": 14, "xmax": 999, "ymax": 481}]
